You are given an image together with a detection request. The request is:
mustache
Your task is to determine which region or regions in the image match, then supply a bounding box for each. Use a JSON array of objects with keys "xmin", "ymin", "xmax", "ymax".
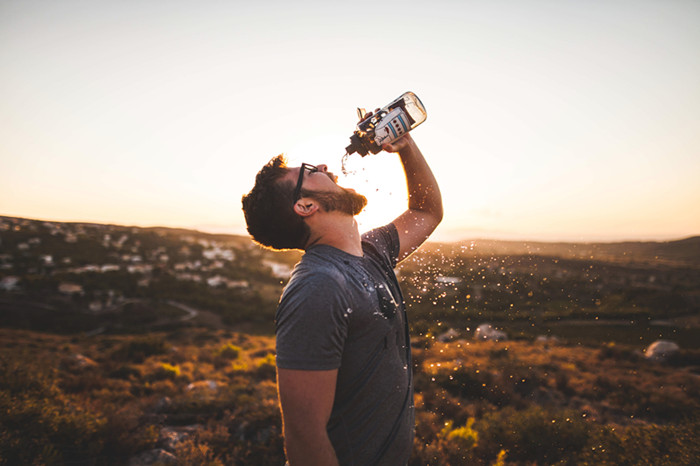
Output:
[{"xmin": 302, "ymin": 188, "xmax": 368, "ymax": 216}]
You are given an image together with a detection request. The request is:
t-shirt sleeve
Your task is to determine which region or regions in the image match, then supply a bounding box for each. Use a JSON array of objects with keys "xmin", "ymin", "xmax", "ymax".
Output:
[
  {"xmin": 275, "ymin": 273, "xmax": 349, "ymax": 370},
  {"xmin": 361, "ymin": 223, "xmax": 401, "ymax": 269}
]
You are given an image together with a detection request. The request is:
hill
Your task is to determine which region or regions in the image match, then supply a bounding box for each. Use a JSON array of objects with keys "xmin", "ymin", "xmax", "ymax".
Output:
[
  {"xmin": 2, "ymin": 215, "xmax": 699, "ymax": 343},
  {"xmin": 429, "ymin": 236, "xmax": 700, "ymax": 267},
  {"xmin": 1, "ymin": 216, "xmax": 699, "ymax": 464},
  {"xmin": 0, "ymin": 215, "xmax": 299, "ymax": 334},
  {"xmin": 1, "ymin": 327, "xmax": 698, "ymax": 464}
]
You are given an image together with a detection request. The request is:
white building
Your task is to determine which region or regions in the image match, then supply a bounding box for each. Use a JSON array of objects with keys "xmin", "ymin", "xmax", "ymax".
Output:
[
  {"xmin": 263, "ymin": 260, "xmax": 293, "ymax": 279},
  {"xmin": 0, "ymin": 276, "xmax": 20, "ymax": 291},
  {"xmin": 58, "ymin": 283, "xmax": 84, "ymax": 295}
]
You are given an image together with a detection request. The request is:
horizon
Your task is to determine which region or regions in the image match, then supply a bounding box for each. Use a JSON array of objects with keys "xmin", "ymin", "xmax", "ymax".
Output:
[
  {"xmin": 3, "ymin": 213, "xmax": 697, "ymax": 245},
  {"xmin": 2, "ymin": 1, "xmax": 699, "ymax": 243}
]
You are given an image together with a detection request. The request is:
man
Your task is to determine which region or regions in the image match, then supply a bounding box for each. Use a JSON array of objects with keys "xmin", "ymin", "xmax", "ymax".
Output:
[{"xmin": 241, "ymin": 132, "xmax": 442, "ymax": 465}]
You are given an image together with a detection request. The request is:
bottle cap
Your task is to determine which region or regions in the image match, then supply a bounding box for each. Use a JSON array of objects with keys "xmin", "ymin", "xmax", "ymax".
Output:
[{"xmin": 346, "ymin": 134, "xmax": 369, "ymax": 156}]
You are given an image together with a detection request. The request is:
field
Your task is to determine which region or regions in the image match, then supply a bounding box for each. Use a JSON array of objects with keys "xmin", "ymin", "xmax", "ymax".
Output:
[
  {"xmin": 1, "ymin": 217, "xmax": 699, "ymax": 464},
  {"xmin": 2, "ymin": 327, "xmax": 699, "ymax": 465}
]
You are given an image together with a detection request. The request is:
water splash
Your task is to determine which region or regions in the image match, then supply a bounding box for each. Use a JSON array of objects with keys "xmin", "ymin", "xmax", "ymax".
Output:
[{"xmin": 341, "ymin": 152, "xmax": 355, "ymax": 176}]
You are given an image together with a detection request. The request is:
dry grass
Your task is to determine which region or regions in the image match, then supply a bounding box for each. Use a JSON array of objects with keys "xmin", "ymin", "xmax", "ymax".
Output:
[{"xmin": 1, "ymin": 328, "xmax": 699, "ymax": 465}]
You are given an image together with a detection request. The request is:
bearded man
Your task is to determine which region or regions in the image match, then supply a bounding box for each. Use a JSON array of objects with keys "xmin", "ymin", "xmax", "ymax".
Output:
[{"xmin": 241, "ymin": 133, "xmax": 442, "ymax": 465}]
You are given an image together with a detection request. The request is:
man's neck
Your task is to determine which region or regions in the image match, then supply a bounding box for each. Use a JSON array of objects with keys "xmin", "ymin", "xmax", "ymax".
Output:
[{"xmin": 305, "ymin": 212, "xmax": 363, "ymax": 257}]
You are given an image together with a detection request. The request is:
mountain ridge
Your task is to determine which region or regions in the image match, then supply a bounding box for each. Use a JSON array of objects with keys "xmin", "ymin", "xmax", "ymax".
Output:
[{"xmin": 2, "ymin": 215, "xmax": 698, "ymax": 266}]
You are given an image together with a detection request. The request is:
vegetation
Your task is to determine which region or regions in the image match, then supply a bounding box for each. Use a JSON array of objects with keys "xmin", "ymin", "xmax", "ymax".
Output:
[
  {"xmin": 1, "ymin": 216, "xmax": 699, "ymax": 464},
  {"xmin": 1, "ymin": 328, "xmax": 698, "ymax": 465}
]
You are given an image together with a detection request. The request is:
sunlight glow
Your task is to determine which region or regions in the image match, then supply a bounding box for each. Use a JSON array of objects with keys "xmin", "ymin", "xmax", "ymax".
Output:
[{"xmin": 1, "ymin": 0, "xmax": 699, "ymax": 242}]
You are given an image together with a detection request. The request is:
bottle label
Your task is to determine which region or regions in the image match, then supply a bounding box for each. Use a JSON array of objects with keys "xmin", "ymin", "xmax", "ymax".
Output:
[{"xmin": 373, "ymin": 108, "xmax": 411, "ymax": 146}]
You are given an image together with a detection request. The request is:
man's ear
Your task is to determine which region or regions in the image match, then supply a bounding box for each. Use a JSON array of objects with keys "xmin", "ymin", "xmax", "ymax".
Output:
[{"xmin": 293, "ymin": 198, "xmax": 319, "ymax": 217}]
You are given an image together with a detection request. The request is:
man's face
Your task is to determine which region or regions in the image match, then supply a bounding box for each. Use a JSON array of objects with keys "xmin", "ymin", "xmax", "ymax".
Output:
[{"xmin": 289, "ymin": 164, "xmax": 368, "ymax": 216}]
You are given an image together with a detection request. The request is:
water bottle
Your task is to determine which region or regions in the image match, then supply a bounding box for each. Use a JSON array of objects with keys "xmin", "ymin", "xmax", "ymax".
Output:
[{"xmin": 345, "ymin": 91, "xmax": 427, "ymax": 157}]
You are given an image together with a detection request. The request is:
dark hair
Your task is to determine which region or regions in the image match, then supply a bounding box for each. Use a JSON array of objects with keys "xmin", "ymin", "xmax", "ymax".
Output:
[{"xmin": 241, "ymin": 155, "xmax": 310, "ymax": 250}]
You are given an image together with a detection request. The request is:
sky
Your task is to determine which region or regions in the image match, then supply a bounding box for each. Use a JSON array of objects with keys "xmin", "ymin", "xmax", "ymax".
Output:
[{"xmin": 2, "ymin": 0, "xmax": 699, "ymax": 243}]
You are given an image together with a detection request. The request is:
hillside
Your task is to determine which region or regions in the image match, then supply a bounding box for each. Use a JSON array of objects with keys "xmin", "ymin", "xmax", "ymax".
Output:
[
  {"xmin": 1, "ymin": 327, "xmax": 698, "ymax": 465},
  {"xmin": 428, "ymin": 236, "xmax": 700, "ymax": 267},
  {"xmin": 0, "ymin": 216, "xmax": 300, "ymax": 334},
  {"xmin": 2, "ymin": 216, "xmax": 699, "ymax": 344},
  {"xmin": 2, "ymin": 216, "xmax": 700, "ymax": 464}
]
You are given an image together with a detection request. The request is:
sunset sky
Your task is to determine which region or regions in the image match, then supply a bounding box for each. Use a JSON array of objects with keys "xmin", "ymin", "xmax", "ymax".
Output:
[{"xmin": 2, "ymin": 0, "xmax": 699, "ymax": 242}]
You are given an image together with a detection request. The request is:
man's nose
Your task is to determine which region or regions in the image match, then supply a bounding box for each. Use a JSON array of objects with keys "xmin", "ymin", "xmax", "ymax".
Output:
[{"xmin": 317, "ymin": 164, "xmax": 328, "ymax": 172}]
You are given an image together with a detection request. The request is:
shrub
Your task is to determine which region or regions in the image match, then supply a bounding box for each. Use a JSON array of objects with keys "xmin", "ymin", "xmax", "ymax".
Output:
[
  {"xmin": 474, "ymin": 406, "xmax": 592, "ymax": 464},
  {"xmin": 215, "ymin": 343, "xmax": 242, "ymax": 360},
  {"xmin": 174, "ymin": 437, "xmax": 225, "ymax": 466},
  {"xmin": 152, "ymin": 363, "xmax": 181, "ymax": 381},
  {"xmin": 580, "ymin": 419, "xmax": 700, "ymax": 465},
  {"xmin": 108, "ymin": 364, "xmax": 142, "ymax": 380},
  {"xmin": 0, "ymin": 352, "xmax": 109, "ymax": 465},
  {"xmin": 444, "ymin": 418, "xmax": 479, "ymax": 450},
  {"xmin": 254, "ymin": 353, "xmax": 276, "ymax": 380},
  {"xmin": 112, "ymin": 336, "xmax": 168, "ymax": 363}
]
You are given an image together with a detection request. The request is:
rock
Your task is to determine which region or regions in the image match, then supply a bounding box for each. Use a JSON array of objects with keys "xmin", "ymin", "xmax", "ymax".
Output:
[
  {"xmin": 186, "ymin": 380, "xmax": 219, "ymax": 392},
  {"xmin": 437, "ymin": 328, "xmax": 460, "ymax": 343},
  {"xmin": 158, "ymin": 426, "xmax": 198, "ymax": 452},
  {"xmin": 474, "ymin": 324, "xmax": 507, "ymax": 342},
  {"xmin": 154, "ymin": 397, "xmax": 172, "ymax": 412},
  {"xmin": 645, "ymin": 340, "xmax": 680, "ymax": 362},
  {"xmin": 128, "ymin": 448, "xmax": 177, "ymax": 466},
  {"xmin": 61, "ymin": 353, "xmax": 98, "ymax": 371},
  {"xmin": 536, "ymin": 335, "xmax": 560, "ymax": 345}
]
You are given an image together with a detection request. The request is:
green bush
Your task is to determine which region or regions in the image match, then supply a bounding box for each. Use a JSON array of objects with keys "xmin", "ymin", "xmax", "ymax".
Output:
[
  {"xmin": 254, "ymin": 353, "xmax": 276, "ymax": 380},
  {"xmin": 152, "ymin": 362, "xmax": 181, "ymax": 381},
  {"xmin": 215, "ymin": 343, "xmax": 242, "ymax": 360},
  {"xmin": 580, "ymin": 419, "xmax": 700, "ymax": 465},
  {"xmin": 0, "ymin": 352, "xmax": 107, "ymax": 465},
  {"xmin": 475, "ymin": 406, "xmax": 592, "ymax": 464},
  {"xmin": 111, "ymin": 336, "xmax": 168, "ymax": 363},
  {"xmin": 444, "ymin": 418, "xmax": 479, "ymax": 449}
]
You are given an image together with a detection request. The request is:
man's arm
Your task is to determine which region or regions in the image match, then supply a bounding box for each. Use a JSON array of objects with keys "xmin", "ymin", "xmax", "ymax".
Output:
[
  {"xmin": 383, "ymin": 133, "xmax": 443, "ymax": 262},
  {"xmin": 277, "ymin": 368, "xmax": 340, "ymax": 466}
]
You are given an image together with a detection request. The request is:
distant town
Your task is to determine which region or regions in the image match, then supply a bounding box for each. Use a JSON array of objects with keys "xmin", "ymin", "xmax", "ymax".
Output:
[
  {"xmin": 0, "ymin": 216, "xmax": 299, "ymax": 332},
  {"xmin": 1, "ymin": 215, "xmax": 699, "ymax": 346},
  {"xmin": 2, "ymin": 219, "xmax": 699, "ymax": 465}
]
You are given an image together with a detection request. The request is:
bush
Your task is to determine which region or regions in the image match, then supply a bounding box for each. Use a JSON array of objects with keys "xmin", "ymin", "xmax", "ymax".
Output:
[
  {"xmin": 108, "ymin": 364, "xmax": 142, "ymax": 380},
  {"xmin": 254, "ymin": 353, "xmax": 276, "ymax": 380},
  {"xmin": 580, "ymin": 419, "xmax": 700, "ymax": 465},
  {"xmin": 215, "ymin": 343, "xmax": 242, "ymax": 360},
  {"xmin": 0, "ymin": 352, "xmax": 108, "ymax": 465},
  {"xmin": 444, "ymin": 418, "xmax": 479, "ymax": 449},
  {"xmin": 474, "ymin": 406, "xmax": 592, "ymax": 464},
  {"xmin": 111, "ymin": 336, "xmax": 168, "ymax": 363},
  {"xmin": 152, "ymin": 362, "xmax": 181, "ymax": 381}
]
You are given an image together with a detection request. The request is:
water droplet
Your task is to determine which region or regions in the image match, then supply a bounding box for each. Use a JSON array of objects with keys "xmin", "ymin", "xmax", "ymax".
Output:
[{"xmin": 341, "ymin": 152, "xmax": 358, "ymax": 176}]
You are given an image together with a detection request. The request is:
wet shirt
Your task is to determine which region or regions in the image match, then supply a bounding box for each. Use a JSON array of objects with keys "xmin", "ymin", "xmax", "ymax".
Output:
[{"xmin": 275, "ymin": 224, "xmax": 414, "ymax": 466}]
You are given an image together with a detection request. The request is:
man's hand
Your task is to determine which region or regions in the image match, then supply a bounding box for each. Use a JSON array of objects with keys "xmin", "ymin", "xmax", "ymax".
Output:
[{"xmin": 381, "ymin": 133, "xmax": 414, "ymax": 153}]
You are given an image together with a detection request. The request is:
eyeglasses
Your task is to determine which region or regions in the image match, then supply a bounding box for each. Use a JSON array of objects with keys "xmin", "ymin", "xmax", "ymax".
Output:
[{"xmin": 293, "ymin": 163, "xmax": 318, "ymax": 202}]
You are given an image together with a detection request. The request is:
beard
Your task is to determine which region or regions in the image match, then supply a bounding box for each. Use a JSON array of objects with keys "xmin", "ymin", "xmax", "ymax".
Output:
[{"xmin": 302, "ymin": 187, "xmax": 368, "ymax": 216}]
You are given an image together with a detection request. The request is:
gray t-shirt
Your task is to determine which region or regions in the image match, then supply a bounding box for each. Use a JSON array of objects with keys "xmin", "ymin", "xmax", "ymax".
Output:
[{"xmin": 275, "ymin": 224, "xmax": 414, "ymax": 466}]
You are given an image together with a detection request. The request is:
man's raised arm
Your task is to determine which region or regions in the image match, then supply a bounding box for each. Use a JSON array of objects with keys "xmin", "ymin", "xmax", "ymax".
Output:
[{"xmin": 384, "ymin": 133, "xmax": 443, "ymax": 262}]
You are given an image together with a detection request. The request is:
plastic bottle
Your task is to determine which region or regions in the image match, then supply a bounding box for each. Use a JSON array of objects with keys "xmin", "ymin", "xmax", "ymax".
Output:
[{"xmin": 345, "ymin": 91, "xmax": 427, "ymax": 157}]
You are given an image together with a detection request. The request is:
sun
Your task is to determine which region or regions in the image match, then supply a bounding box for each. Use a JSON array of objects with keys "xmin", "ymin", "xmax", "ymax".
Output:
[
  {"xmin": 340, "ymin": 155, "xmax": 408, "ymax": 233},
  {"xmin": 285, "ymin": 132, "xmax": 410, "ymax": 232}
]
